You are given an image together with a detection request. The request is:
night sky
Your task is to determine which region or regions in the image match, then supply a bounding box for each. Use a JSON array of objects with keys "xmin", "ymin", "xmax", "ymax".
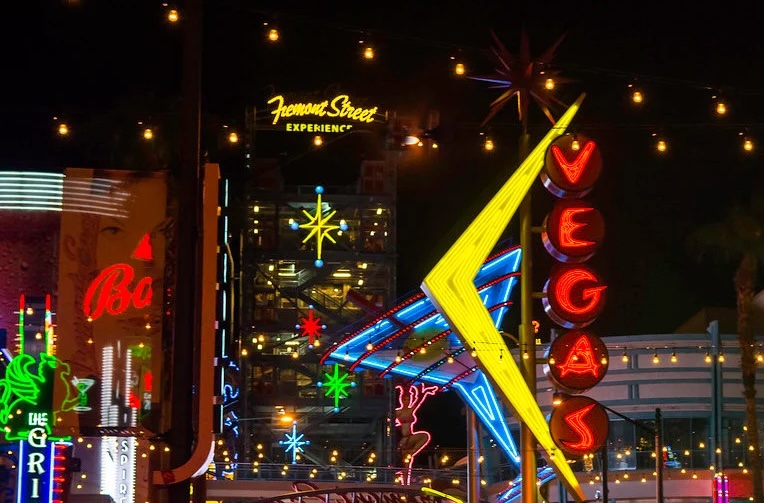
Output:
[{"xmin": 4, "ymin": 0, "xmax": 764, "ymax": 448}]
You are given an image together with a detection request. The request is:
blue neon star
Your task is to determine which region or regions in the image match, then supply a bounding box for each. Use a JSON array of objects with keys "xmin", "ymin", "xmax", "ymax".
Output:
[{"xmin": 278, "ymin": 422, "xmax": 310, "ymax": 464}]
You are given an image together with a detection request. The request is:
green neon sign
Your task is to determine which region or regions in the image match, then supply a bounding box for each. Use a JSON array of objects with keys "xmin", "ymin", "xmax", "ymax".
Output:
[{"xmin": 0, "ymin": 353, "xmax": 78, "ymax": 441}]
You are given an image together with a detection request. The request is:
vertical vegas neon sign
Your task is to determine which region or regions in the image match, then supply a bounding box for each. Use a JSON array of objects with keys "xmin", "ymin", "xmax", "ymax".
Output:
[{"xmin": 541, "ymin": 133, "xmax": 610, "ymax": 456}]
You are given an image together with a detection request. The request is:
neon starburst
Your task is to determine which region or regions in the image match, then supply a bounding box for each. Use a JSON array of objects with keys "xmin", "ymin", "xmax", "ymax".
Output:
[
  {"xmin": 290, "ymin": 185, "xmax": 348, "ymax": 268},
  {"xmin": 317, "ymin": 363, "xmax": 356, "ymax": 412},
  {"xmin": 279, "ymin": 421, "xmax": 310, "ymax": 464},
  {"xmin": 471, "ymin": 30, "xmax": 571, "ymax": 126},
  {"xmin": 295, "ymin": 305, "xmax": 326, "ymax": 347}
]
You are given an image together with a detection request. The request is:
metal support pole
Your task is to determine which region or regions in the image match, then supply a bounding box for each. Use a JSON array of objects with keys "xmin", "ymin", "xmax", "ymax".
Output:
[
  {"xmin": 601, "ymin": 444, "xmax": 609, "ymax": 503},
  {"xmin": 467, "ymin": 409, "xmax": 481, "ymax": 503},
  {"xmin": 518, "ymin": 131, "xmax": 537, "ymax": 503},
  {"xmin": 655, "ymin": 408, "xmax": 664, "ymax": 503},
  {"xmin": 168, "ymin": 0, "xmax": 202, "ymax": 499},
  {"xmin": 709, "ymin": 320, "xmax": 723, "ymax": 472}
]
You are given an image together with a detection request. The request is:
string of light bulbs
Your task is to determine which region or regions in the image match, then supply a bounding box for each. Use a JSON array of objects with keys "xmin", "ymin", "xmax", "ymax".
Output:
[{"xmin": 49, "ymin": 0, "xmax": 764, "ymax": 158}]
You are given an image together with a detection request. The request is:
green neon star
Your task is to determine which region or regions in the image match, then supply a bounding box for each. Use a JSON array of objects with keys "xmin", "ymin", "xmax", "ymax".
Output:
[
  {"xmin": 290, "ymin": 186, "xmax": 347, "ymax": 267},
  {"xmin": 318, "ymin": 364, "xmax": 355, "ymax": 412}
]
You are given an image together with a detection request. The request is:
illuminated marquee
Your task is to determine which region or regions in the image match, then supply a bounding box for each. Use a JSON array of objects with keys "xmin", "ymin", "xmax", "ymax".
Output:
[
  {"xmin": 420, "ymin": 96, "xmax": 587, "ymax": 501},
  {"xmin": 267, "ymin": 94, "xmax": 379, "ymax": 132}
]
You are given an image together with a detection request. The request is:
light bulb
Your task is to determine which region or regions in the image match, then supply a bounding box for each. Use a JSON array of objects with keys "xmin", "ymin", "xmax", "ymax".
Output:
[
  {"xmin": 622, "ymin": 352, "xmax": 629, "ymax": 363},
  {"xmin": 632, "ymin": 90, "xmax": 643, "ymax": 104},
  {"xmin": 484, "ymin": 138, "xmax": 494, "ymax": 151},
  {"xmin": 167, "ymin": 9, "xmax": 179, "ymax": 22},
  {"xmin": 652, "ymin": 352, "xmax": 660, "ymax": 364},
  {"xmin": 447, "ymin": 355, "xmax": 454, "ymax": 364},
  {"xmin": 454, "ymin": 62, "xmax": 465, "ymax": 76},
  {"xmin": 716, "ymin": 101, "xmax": 727, "ymax": 116},
  {"xmin": 291, "ymin": 351, "xmax": 299, "ymax": 359},
  {"xmin": 705, "ymin": 352, "xmax": 712, "ymax": 363},
  {"xmin": 656, "ymin": 139, "xmax": 667, "ymax": 152},
  {"xmin": 267, "ymin": 28, "xmax": 279, "ymax": 42},
  {"xmin": 363, "ymin": 46, "xmax": 374, "ymax": 60},
  {"xmin": 58, "ymin": 123, "xmax": 69, "ymax": 136},
  {"xmin": 671, "ymin": 352, "xmax": 677, "ymax": 363},
  {"xmin": 228, "ymin": 132, "xmax": 239, "ymax": 143},
  {"xmin": 548, "ymin": 356, "xmax": 555, "ymax": 365},
  {"xmin": 718, "ymin": 352, "xmax": 725, "ymax": 363},
  {"xmin": 757, "ymin": 353, "xmax": 763, "ymax": 363},
  {"xmin": 471, "ymin": 349, "xmax": 477, "ymax": 358},
  {"xmin": 395, "ymin": 353, "xmax": 402, "ymax": 363},
  {"xmin": 571, "ymin": 139, "xmax": 581, "ymax": 151},
  {"xmin": 313, "ymin": 135, "xmax": 323, "ymax": 147},
  {"xmin": 523, "ymin": 350, "xmax": 529, "ymax": 360},
  {"xmin": 744, "ymin": 138, "xmax": 754, "ymax": 152},
  {"xmin": 143, "ymin": 128, "xmax": 154, "ymax": 140},
  {"xmin": 544, "ymin": 78, "xmax": 555, "ymax": 90}
]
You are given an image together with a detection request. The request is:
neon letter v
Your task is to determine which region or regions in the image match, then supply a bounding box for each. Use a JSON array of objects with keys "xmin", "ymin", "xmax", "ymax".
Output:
[{"xmin": 551, "ymin": 141, "xmax": 596, "ymax": 184}]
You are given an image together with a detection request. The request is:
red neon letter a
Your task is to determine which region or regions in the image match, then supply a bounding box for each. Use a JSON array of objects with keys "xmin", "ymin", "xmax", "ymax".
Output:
[{"xmin": 551, "ymin": 141, "xmax": 596, "ymax": 184}]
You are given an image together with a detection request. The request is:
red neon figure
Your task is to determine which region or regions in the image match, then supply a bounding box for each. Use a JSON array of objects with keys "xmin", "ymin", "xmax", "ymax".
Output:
[
  {"xmin": 296, "ymin": 306, "xmax": 326, "ymax": 346},
  {"xmin": 561, "ymin": 403, "xmax": 596, "ymax": 451},
  {"xmin": 550, "ymin": 141, "xmax": 596, "ymax": 184},
  {"xmin": 83, "ymin": 264, "xmax": 153, "ymax": 320},
  {"xmin": 555, "ymin": 268, "xmax": 606, "ymax": 315},
  {"xmin": 559, "ymin": 207, "xmax": 595, "ymax": 248},
  {"xmin": 395, "ymin": 383, "xmax": 438, "ymax": 485},
  {"xmin": 557, "ymin": 335, "xmax": 601, "ymax": 379},
  {"xmin": 131, "ymin": 233, "xmax": 153, "ymax": 261}
]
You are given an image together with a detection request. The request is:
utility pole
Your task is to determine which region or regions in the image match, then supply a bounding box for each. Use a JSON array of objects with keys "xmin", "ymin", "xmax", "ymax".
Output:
[{"xmin": 656, "ymin": 408, "xmax": 663, "ymax": 503}]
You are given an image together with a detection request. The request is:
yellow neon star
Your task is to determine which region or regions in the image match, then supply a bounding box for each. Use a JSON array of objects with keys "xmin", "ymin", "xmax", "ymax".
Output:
[
  {"xmin": 421, "ymin": 95, "xmax": 587, "ymax": 502},
  {"xmin": 291, "ymin": 186, "xmax": 347, "ymax": 267}
]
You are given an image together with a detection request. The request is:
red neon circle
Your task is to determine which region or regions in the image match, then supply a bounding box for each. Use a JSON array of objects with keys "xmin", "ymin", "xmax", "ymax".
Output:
[
  {"xmin": 549, "ymin": 395, "xmax": 609, "ymax": 457},
  {"xmin": 541, "ymin": 134, "xmax": 602, "ymax": 198},
  {"xmin": 542, "ymin": 199, "xmax": 605, "ymax": 263},
  {"xmin": 546, "ymin": 329, "xmax": 609, "ymax": 393},
  {"xmin": 543, "ymin": 264, "xmax": 607, "ymax": 328}
]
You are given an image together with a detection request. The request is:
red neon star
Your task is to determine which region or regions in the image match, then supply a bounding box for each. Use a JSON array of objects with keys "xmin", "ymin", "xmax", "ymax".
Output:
[{"xmin": 297, "ymin": 307, "xmax": 325, "ymax": 346}]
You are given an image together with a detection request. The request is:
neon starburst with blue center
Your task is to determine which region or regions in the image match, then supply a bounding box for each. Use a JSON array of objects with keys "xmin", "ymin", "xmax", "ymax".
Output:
[
  {"xmin": 317, "ymin": 363, "xmax": 356, "ymax": 412},
  {"xmin": 279, "ymin": 421, "xmax": 310, "ymax": 464},
  {"xmin": 290, "ymin": 185, "xmax": 348, "ymax": 268}
]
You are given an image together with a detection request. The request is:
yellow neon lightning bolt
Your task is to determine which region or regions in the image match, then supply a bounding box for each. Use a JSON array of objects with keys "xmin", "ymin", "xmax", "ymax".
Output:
[{"xmin": 421, "ymin": 94, "xmax": 587, "ymax": 502}]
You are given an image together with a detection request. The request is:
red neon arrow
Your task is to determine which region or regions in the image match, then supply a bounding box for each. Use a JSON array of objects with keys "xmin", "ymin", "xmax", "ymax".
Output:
[
  {"xmin": 561, "ymin": 403, "xmax": 596, "ymax": 451},
  {"xmin": 132, "ymin": 233, "xmax": 153, "ymax": 261},
  {"xmin": 551, "ymin": 141, "xmax": 596, "ymax": 184}
]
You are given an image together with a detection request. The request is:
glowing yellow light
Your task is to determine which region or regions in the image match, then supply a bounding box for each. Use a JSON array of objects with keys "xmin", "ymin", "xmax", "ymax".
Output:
[
  {"xmin": 57, "ymin": 123, "xmax": 69, "ymax": 136},
  {"xmin": 279, "ymin": 415, "xmax": 293, "ymax": 423},
  {"xmin": 395, "ymin": 353, "xmax": 402, "ymax": 363},
  {"xmin": 622, "ymin": 352, "xmax": 629, "ymax": 363},
  {"xmin": 484, "ymin": 138, "xmax": 495, "ymax": 151},
  {"xmin": 548, "ymin": 356, "xmax": 555, "ymax": 365},
  {"xmin": 552, "ymin": 394, "xmax": 562, "ymax": 406},
  {"xmin": 167, "ymin": 9, "xmax": 179, "ymax": 22},
  {"xmin": 143, "ymin": 128, "xmax": 154, "ymax": 140},
  {"xmin": 671, "ymin": 352, "xmax": 677, "ymax": 363},
  {"xmin": 267, "ymin": 28, "xmax": 279, "ymax": 42},
  {"xmin": 716, "ymin": 101, "xmax": 727, "ymax": 115},
  {"xmin": 455, "ymin": 63, "xmax": 465, "ymax": 76},
  {"xmin": 699, "ymin": 442, "xmax": 705, "ymax": 449},
  {"xmin": 366, "ymin": 342, "xmax": 373, "ymax": 351},
  {"xmin": 447, "ymin": 355, "xmax": 454, "ymax": 364},
  {"xmin": 241, "ymin": 348, "xmax": 248, "ymax": 356},
  {"xmin": 545, "ymin": 78, "xmax": 555, "ymax": 90},
  {"xmin": 363, "ymin": 46, "xmax": 374, "ymax": 60},
  {"xmin": 744, "ymin": 138, "xmax": 754, "ymax": 152},
  {"xmin": 571, "ymin": 139, "xmax": 580, "ymax": 151},
  {"xmin": 420, "ymin": 95, "xmax": 586, "ymax": 502},
  {"xmin": 632, "ymin": 90, "xmax": 643, "ymax": 104},
  {"xmin": 291, "ymin": 351, "xmax": 298, "ymax": 359},
  {"xmin": 652, "ymin": 352, "xmax": 660, "ymax": 364},
  {"xmin": 228, "ymin": 132, "xmax": 239, "ymax": 143},
  {"xmin": 718, "ymin": 352, "xmax": 725, "ymax": 363},
  {"xmin": 312, "ymin": 135, "xmax": 323, "ymax": 147},
  {"xmin": 656, "ymin": 139, "xmax": 667, "ymax": 152},
  {"xmin": 705, "ymin": 352, "xmax": 712, "ymax": 363},
  {"xmin": 757, "ymin": 353, "xmax": 764, "ymax": 363}
]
